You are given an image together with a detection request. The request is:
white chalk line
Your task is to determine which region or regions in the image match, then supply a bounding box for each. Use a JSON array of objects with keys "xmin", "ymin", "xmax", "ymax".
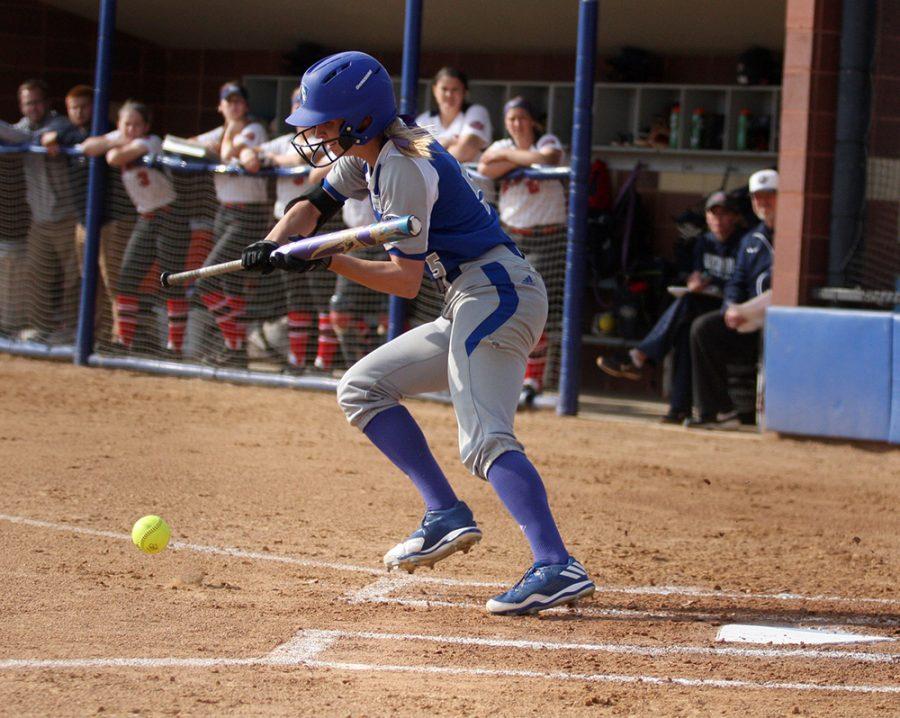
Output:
[
  {"xmin": 355, "ymin": 593, "xmax": 900, "ymax": 629},
  {"xmin": 3, "ymin": 513, "xmax": 898, "ymax": 608},
  {"xmin": 334, "ymin": 629, "xmax": 898, "ymax": 665},
  {"xmin": 303, "ymin": 658, "xmax": 900, "ymax": 694},
  {"xmin": 344, "ymin": 572, "xmax": 900, "ymax": 632},
  {"xmin": 0, "ymin": 629, "xmax": 338, "ymax": 671},
  {"xmin": 2, "ymin": 629, "xmax": 897, "ymax": 695}
]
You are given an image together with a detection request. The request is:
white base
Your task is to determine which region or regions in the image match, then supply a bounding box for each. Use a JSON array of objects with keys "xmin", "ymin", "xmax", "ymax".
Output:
[{"xmin": 716, "ymin": 624, "xmax": 893, "ymax": 646}]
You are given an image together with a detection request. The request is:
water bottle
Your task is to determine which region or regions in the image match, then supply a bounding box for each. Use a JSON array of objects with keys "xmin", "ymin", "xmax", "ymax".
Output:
[
  {"xmin": 690, "ymin": 107, "xmax": 704, "ymax": 150},
  {"xmin": 736, "ymin": 108, "xmax": 751, "ymax": 151},
  {"xmin": 668, "ymin": 103, "xmax": 680, "ymax": 149}
]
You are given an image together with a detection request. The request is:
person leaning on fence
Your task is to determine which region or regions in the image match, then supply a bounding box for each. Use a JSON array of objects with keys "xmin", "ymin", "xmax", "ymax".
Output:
[
  {"xmin": 686, "ymin": 169, "xmax": 777, "ymax": 430},
  {"xmin": 191, "ymin": 81, "xmax": 270, "ymax": 367},
  {"xmin": 477, "ymin": 96, "xmax": 566, "ymax": 410},
  {"xmin": 240, "ymin": 87, "xmax": 347, "ymax": 374},
  {"xmin": 242, "ymin": 84, "xmax": 315, "ymax": 371},
  {"xmin": 80, "ymin": 100, "xmax": 190, "ymax": 356},
  {"xmin": 41, "ymin": 85, "xmax": 122, "ymax": 346},
  {"xmin": 13, "ymin": 79, "xmax": 80, "ymax": 343},
  {"xmin": 415, "ymin": 67, "xmax": 492, "ymax": 163},
  {"xmin": 596, "ymin": 190, "xmax": 745, "ymax": 424}
]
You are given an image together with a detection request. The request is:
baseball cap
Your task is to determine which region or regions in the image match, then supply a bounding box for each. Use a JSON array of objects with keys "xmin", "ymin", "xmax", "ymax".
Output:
[
  {"xmin": 705, "ymin": 190, "xmax": 729, "ymax": 210},
  {"xmin": 749, "ymin": 168, "xmax": 778, "ymax": 193},
  {"xmin": 219, "ymin": 83, "xmax": 248, "ymax": 101}
]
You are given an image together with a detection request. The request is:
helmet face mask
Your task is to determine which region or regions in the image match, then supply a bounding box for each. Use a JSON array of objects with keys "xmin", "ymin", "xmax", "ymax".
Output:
[
  {"xmin": 286, "ymin": 51, "xmax": 396, "ymax": 167},
  {"xmin": 291, "ymin": 126, "xmax": 355, "ymax": 168}
]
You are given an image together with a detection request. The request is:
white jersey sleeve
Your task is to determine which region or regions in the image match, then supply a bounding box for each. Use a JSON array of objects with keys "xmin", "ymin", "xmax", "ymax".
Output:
[
  {"xmin": 323, "ymin": 156, "xmax": 369, "ymax": 202},
  {"xmin": 233, "ymin": 121, "xmax": 267, "ymax": 149},
  {"xmin": 535, "ymin": 133, "xmax": 564, "ymax": 162},
  {"xmin": 459, "ymin": 104, "xmax": 492, "ymax": 148},
  {"xmin": 377, "ymin": 154, "xmax": 438, "ymax": 257},
  {"xmin": 259, "ymin": 133, "xmax": 293, "ymax": 157},
  {"xmin": 194, "ymin": 126, "xmax": 223, "ymax": 146}
]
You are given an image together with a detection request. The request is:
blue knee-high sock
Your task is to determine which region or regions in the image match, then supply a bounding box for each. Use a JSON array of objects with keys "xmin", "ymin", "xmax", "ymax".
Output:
[
  {"xmin": 487, "ymin": 451, "xmax": 569, "ymax": 565},
  {"xmin": 363, "ymin": 405, "xmax": 458, "ymax": 511}
]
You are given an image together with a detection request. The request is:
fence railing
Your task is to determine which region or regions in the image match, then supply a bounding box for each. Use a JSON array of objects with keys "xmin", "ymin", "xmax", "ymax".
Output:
[{"xmin": 0, "ymin": 144, "xmax": 573, "ymax": 396}]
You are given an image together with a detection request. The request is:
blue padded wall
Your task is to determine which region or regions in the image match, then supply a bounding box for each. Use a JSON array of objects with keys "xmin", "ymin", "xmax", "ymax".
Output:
[
  {"xmin": 765, "ymin": 307, "xmax": 893, "ymax": 442},
  {"xmin": 890, "ymin": 315, "xmax": 900, "ymax": 444}
]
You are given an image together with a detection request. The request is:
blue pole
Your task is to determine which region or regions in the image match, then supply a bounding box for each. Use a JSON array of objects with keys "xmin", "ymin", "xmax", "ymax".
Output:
[
  {"xmin": 388, "ymin": 0, "xmax": 423, "ymax": 340},
  {"xmin": 558, "ymin": 0, "xmax": 598, "ymax": 416},
  {"xmin": 75, "ymin": 0, "xmax": 116, "ymax": 365}
]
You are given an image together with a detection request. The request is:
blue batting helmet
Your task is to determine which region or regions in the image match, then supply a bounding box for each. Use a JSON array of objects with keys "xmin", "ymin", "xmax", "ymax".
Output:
[{"xmin": 286, "ymin": 51, "xmax": 397, "ymax": 145}]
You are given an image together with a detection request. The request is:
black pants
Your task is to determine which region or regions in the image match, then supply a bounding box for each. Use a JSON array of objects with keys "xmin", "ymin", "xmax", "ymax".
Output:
[
  {"xmin": 637, "ymin": 293, "xmax": 722, "ymax": 415},
  {"xmin": 690, "ymin": 310, "xmax": 760, "ymax": 418}
]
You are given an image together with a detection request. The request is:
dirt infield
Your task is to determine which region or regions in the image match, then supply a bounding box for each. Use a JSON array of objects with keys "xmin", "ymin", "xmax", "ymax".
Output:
[{"xmin": 0, "ymin": 354, "xmax": 897, "ymax": 716}]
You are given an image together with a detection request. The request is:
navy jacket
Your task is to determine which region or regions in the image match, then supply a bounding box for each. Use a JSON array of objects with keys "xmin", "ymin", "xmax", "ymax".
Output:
[
  {"xmin": 723, "ymin": 221, "xmax": 774, "ymax": 306},
  {"xmin": 691, "ymin": 228, "xmax": 743, "ymax": 290}
]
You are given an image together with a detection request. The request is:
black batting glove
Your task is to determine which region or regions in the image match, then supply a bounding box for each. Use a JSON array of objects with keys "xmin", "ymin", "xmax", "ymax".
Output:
[
  {"xmin": 241, "ymin": 240, "xmax": 278, "ymax": 274},
  {"xmin": 270, "ymin": 252, "xmax": 332, "ymax": 274}
]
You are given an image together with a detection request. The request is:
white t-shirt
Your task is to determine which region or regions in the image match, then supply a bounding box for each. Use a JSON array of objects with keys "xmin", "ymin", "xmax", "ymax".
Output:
[
  {"xmin": 196, "ymin": 122, "xmax": 269, "ymax": 204},
  {"xmin": 258, "ymin": 133, "xmax": 309, "ymax": 219},
  {"xmin": 104, "ymin": 131, "xmax": 175, "ymax": 215},
  {"xmin": 487, "ymin": 134, "xmax": 567, "ymax": 229},
  {"xmin": 415, "ymin": 104, "xmax": 492, "ymax": 158}
]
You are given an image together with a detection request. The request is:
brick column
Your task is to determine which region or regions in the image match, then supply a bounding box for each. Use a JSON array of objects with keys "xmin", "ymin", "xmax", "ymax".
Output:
[{"xmin": 773, "ymin": 0, "xmax": 841, "ymax": 305}]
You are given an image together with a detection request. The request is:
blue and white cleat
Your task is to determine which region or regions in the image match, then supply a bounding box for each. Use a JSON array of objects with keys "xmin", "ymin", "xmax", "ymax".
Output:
[
  {"xmin": 486, "ymin": 557, "xmax": 596, "ymax": 615},
  {"xmin": 383, "ymin": 501, "xmax": 482, "ymax": 573}
]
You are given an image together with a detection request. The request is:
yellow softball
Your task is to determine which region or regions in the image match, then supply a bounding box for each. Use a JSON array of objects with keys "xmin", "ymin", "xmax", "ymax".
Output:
[{"xmin": 131, "ymin": 515, "xmax": 171, "ymax": 554}]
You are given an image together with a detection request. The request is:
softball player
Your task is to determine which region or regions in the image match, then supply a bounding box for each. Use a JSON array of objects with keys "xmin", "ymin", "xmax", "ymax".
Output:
[
  {"xmin": 81, "ymin": 101, "xmax": 190, "ymax": 354},
  {"xmin": 415, "ymin": 67, "xmax": 492, "ymax": 163},
  {"xmin": 241, "ymin": 52, "xmax": 594, "ymax": 615},
  {"xmin": 192, "ymin": 81, "xmax": 269, "ymax": 365},
  {"xmin": 478, "ymin": 96, "xmax": 567, "ymax": 409}
]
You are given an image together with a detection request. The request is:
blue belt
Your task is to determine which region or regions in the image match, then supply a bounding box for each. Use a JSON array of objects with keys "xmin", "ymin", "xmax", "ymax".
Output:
[{"xmin": 444, "ymin": 243, "xmax": 524, "ymax": 285}]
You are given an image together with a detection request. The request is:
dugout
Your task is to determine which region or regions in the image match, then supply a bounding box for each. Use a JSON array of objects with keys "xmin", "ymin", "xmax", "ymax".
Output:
[{"xmin": 2, "ymin": 0, "xmax": 898, "ymax": 442}]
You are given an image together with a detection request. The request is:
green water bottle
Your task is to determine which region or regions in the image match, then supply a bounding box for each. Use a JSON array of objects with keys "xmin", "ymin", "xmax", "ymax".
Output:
[
  {"xmin": 668, "ymin": 103, "xmax": 680, "ymax": 149},
  {"xmin": 690, "ymin": 107, "xmax": 704, "ymax": 150},
  {"xmin": 736, "ymin": 108, "xmax": 751, "ymax": 151}
]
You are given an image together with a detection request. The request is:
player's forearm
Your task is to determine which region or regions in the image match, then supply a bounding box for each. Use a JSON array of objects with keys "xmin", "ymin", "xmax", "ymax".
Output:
[
  {"xmin": 505, "ymin": 148, "xmax": 557, "ymax": 166},
  {"xmin": 80, "ymin": 136, "xmax": 113, "ymax": 157},
  {"xmin": 477, "ymin": 159, "xmax": 518, "ymax": 179},
  {"xmin": 107, "ymin": 141, "xmax": 148, "ymax": 166},
  {"xmin": 220, "ymin": 137, "xmax": 240, "ymax": 161},
  {"xmin": 329, "ymin": 254, "xmax": 423, "ymax": 299},
  {"xmin": 264, "ymin": 200, "xmax": 320, "ymax": 245},
  {"xmin": 449, "ymin": 134, "xmax": 485, "ymax": 163}
]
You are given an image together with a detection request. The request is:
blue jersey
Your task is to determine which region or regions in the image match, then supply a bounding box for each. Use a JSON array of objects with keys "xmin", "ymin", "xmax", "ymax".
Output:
[{"xmin": 323, "ymin": 137, "xmax": 518, "ymax": 287}]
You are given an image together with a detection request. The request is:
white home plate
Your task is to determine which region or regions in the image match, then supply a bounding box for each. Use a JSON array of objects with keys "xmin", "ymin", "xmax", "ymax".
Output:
[{"xmin": 716, "ymin": 624, "xmax": 894, "ymax": 645}]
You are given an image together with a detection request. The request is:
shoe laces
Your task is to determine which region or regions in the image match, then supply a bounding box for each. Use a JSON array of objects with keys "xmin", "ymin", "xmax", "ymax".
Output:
[{"xmin": 511, "ymin": 562, "xmax": 545, "ymax": 590}]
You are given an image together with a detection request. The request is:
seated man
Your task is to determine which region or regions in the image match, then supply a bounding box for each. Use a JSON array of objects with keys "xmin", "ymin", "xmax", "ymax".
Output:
[
  {"xmin": 597, "ymin": 190, "xmax": 745, "ymax": 423},
  {"xmin": 686, "ymin": 169, "xmax": 778, "ymax": 430}
]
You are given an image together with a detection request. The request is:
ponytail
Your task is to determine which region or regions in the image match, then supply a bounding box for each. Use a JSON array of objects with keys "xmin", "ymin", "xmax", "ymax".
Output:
[{"xmin": 383, "ymin": 118, "xmax": 433, "ymax": 160}]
